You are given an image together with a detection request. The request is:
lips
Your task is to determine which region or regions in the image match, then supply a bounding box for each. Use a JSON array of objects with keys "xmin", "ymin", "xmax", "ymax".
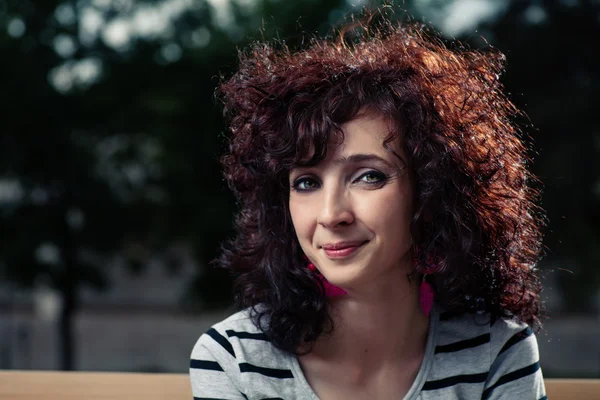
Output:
[
  {"xmin": 321, "ymin": 241, "xmax": 368, "ymax": 250},
  {"xmin": 321, "ymin": 240, "xmax": 368, "ymax": 259}
]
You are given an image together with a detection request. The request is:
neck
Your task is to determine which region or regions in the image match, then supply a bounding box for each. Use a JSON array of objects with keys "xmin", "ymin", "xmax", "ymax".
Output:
[{"xmin": 311, "ymin": 267, "xmax": 430, "ymax": 368}]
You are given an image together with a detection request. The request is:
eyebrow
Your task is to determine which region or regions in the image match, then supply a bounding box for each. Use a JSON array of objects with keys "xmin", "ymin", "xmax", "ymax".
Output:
[{"xmin": 331, "ymin": 153, "xmax": 398, "ymax": 169}]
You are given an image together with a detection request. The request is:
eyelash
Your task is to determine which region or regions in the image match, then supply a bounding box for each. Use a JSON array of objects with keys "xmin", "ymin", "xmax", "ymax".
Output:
[{"xmin": 291, "ymin": 170, "xmax": 388, "ymax": 192}]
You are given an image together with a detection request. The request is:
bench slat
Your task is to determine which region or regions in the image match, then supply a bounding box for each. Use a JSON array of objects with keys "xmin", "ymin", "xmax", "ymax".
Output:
[
  {"xmin": 546, "ymin": 379, "xmax": 600, "ymax": 399},
  {"xmin": 0, "ymin": 371, "xmax": 598, "ymax": 399},
  {"xmin": 0, "ymin": 371, "xmax": 191, "ymax": 399}
]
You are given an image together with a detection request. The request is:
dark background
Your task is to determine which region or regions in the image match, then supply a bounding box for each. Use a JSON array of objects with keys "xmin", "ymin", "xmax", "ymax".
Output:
[{"xmin": 1, "ymin": 0, "xmax": 598, "ymax": 377}]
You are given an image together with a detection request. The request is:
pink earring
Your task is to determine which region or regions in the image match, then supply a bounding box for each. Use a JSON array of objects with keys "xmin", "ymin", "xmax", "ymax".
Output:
[
  {"xmin": 419, "ymin": 278, "xmax": 434, "ymax": 317},
  {"xmin": 307, "ymin": 262, "xmax": 347, "ymax": 297},
  {"xmin": 414, "ymin": 249, "xmax": 438, "ymax": 317}
]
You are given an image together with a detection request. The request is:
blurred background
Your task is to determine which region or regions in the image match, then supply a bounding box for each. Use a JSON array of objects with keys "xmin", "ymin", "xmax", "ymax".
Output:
[{"xmin": 0, "ymin": 0, "xmax": 598, "ymax": 378}]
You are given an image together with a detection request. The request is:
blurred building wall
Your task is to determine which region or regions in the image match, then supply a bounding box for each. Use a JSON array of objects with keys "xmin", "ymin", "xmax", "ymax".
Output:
[{"xmin": 0, "ymin": 305, "xmax": 598, "ymax": 376}]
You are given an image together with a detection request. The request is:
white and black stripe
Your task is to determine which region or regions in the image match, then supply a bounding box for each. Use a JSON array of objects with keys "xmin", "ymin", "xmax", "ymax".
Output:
[
  {"xmin": 190, "ymin": 359, "xmax": 224, "ymax": 372},
  {"xmin": 190, "ymin": 308, "xmax": 546, "ymax": 399},
  {"xmin": 239, "ymin": 362, "xmax": 294, "ymax": 379},
  {"xmin": 434, "ymin": 333, "xmax": 490, "ymax": 354},
  {"xmin": 206, "ymin": 328, "xmax": 236, "ymax": 358},
  {"xmin": 226, "ymin": 330, "xmax": 269, "ymax": 341},
  {"xmin": 482, "ymin": 361, "xmax": 541, "ymax": 399},
  {"xmin": 498, "ymin": 326, "xmax": 533, "ymax": 354},
  {"xmin": 422, "ymin": 372, "xmax": 488, "ymax": 391}
]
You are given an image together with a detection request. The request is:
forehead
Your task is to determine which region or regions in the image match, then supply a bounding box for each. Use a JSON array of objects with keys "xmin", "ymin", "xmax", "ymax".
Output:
[
  {"xmin": 292, "ymin": 110, "xmax": 404, "ymax": 168},
  {"xmin": 326, "ymin": 113, "xmax": 401, "ymax": 161}
]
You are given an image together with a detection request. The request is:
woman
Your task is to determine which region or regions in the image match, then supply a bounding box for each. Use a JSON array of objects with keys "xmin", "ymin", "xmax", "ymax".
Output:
[{"xmin": 190, "ymin": 11, "xmax": 546, "ymax": 400}]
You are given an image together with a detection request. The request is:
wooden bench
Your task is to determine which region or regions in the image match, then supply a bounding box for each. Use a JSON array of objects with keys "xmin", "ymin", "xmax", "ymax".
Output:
[
  {"xmin": 0, "ymin": 371, "xmax": 191, "ymax": 399},
  {"xmin": 0, "ymin": 371, "xmax": 598, "ymax": 399}
]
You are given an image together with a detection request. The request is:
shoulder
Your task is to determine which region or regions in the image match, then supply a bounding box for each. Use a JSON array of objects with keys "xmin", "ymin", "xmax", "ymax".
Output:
[
  {"xmin": 435, "ymin": 310, "xmax": 537, "ymax": 354},
  {"xmin": 422, "ymin": 310, "xmax": 545, "ymax": 399},
  {"xmin": 191, "ymin": 307, "xmax": 274, "ymax": 362},
  {"xmin": 434, "ymin": 310, "xmax": 541, "ymax": 370},
  {"xmin": 487, "ymin": 316, "xmax": 538, "ymax": 361},
  {"xmin": 189, "ymin": 309, "xmax": 256, "ymax": 398},
  {"xmin": 190, "ymin": 308, "xmax": 300, "ymax": 397},
  {"xmin": 199, "ymin": 308, "xmax": 261, "ymax": 342},
  {"xmin": 482, "ymin": 317, "xmax": 545, "ymax": 399},
  {"xmin": 426, "ymin": 310, "xmax": 495, "ymax": 393},
  {"xmin": 436, "ymin": 310, "xmax": 493, "ymax": 344}
]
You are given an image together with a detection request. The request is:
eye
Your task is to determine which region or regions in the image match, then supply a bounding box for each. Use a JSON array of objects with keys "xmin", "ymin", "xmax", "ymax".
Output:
[
  {"xmin": 292, "ymin": 176, "xmax": 320, "ymax": 192},
  {"xmin": 355, "ymin": 170, "xmax": 387, "ymax": 185}
]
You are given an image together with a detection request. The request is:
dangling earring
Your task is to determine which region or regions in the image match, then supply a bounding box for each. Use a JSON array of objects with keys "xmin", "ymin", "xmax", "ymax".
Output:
[
  {"xmin": 419, "ymin": 276, "xmax": 434, "ymax": 317},
  {"xmin": 306, "ymin": 261, "xmax": 347, "ymax": 297},
  {"xmin": 414, "ymin": 248, "xmax": 438, "ymax": 317}
]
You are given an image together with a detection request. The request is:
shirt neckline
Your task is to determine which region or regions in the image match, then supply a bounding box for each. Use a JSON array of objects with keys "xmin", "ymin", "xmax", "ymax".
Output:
[{"xmin": 289, "ymin": 306, "xmax": 440, "ymax": 400}]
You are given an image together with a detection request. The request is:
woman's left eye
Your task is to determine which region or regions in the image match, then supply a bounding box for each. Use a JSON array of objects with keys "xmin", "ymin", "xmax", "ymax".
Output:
[{"xmin": 355, "ymin": 170, "xmax": 387, "ymax": 184}]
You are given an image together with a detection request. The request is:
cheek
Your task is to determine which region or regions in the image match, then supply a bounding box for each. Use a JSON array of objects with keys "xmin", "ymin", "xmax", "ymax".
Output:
[
  {"xmin": 289, "ymin": 198, "xmax": 311, "ymax": 241},
  {"xmin": 359, "ymin": 187, "xmax": 412, "ymax": 228}
]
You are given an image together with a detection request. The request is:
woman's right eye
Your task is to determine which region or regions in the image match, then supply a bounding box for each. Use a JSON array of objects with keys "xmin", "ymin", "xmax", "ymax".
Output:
[{"xmin": 292, "ymin": 177, "xmax": 320, "ymax": 192}]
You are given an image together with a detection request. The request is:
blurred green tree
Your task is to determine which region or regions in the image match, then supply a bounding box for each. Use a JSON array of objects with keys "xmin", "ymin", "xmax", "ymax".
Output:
[
  {"xmin": 474, "ymin": 0, "xmax": 600, "ymax": 312},
  {"xmin": 0, "ymin": 0, "xmax": 355, "ymax": 370}
]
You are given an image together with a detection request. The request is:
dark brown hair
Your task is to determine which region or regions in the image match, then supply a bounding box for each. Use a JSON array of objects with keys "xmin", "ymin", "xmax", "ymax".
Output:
[{"xmin": 216, "ymin": 11, "xmax": 544, "ymax": 354}]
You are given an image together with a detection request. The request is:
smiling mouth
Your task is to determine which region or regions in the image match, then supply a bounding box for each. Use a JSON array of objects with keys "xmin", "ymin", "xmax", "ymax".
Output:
[{"xmin": 321, "ymin": 241, "xmax": 368, "ymax": 259}]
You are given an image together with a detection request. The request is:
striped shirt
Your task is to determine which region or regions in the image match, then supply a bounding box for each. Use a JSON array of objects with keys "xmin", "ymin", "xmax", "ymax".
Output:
[{"xmin": 189, "ymin": 306, "xmax": 546, "ymax": 399}]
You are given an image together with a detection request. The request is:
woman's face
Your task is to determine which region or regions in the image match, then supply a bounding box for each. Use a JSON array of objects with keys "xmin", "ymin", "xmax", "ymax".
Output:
[{"xmin": 289, "ymin": 112, "xmax": 414, "ymax": 292}]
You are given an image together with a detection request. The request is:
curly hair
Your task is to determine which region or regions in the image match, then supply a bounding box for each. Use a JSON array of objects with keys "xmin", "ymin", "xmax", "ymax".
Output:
[{"xmin": 216, "ymin": 12, "xmax": 545, "ymax": 355}]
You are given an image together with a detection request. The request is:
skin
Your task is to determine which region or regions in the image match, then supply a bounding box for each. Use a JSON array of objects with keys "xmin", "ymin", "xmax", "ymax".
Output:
[{"xmin": 289, "ymin": 112, "xmax": 430, "ymax": 399}]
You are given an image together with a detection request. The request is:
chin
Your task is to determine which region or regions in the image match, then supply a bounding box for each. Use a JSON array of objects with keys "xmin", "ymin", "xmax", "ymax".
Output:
[{"xmin": 320, "ymin": 264, "xmax": 368, "ymax": 288}]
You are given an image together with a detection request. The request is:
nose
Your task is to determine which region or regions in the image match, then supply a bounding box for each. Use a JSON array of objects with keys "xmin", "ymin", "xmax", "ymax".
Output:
[{"xmin": 317, "ymin": 183, "xmax": 354, "ymax": 228}]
